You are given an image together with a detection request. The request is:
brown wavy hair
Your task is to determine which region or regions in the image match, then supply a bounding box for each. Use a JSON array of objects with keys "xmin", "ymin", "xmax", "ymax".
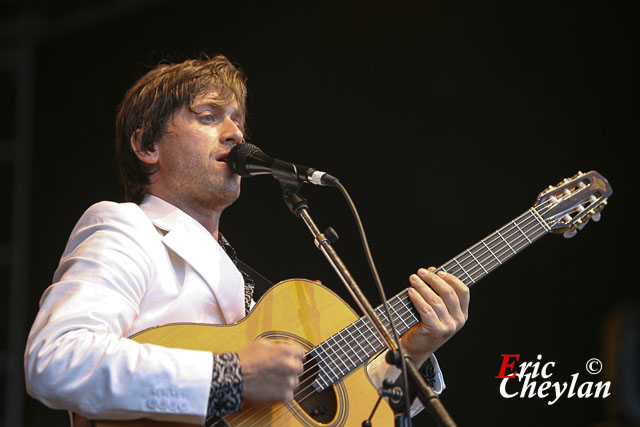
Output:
[{"xmin": 115, "ymin": 55, "xmax": 247, "ymax": 203}]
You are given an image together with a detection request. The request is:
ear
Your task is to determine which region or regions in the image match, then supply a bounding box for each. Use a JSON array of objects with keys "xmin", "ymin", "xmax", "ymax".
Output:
[{"xmin": 130, "ymin": 129, "xmax": 159, "ymax": 165}]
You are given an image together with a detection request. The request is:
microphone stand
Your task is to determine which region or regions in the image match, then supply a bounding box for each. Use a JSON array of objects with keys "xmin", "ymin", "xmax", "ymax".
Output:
[{"xmin": 280, "ymin": 184, "xmax": 456, "ymax": 427}]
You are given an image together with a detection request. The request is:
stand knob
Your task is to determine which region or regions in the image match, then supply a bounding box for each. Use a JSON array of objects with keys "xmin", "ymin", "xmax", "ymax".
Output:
[{"xmin": 325, "ymin": 227, "xmax": 339, "ymax": 243}]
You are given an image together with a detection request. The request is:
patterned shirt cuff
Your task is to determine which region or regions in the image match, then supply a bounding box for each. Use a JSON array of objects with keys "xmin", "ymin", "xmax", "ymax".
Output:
[
  {"xmin": 205, "ymin": 352, "xmax": 243, "ymax": 424},
  {"xmin": 418, "ymin": 357, "xmax": 436, "ymax": 389}
]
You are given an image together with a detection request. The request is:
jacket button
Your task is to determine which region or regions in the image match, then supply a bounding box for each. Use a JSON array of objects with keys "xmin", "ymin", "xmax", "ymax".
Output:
[{"xmin": 147, "ymin": 398, "xmax": 158, "ymax": 409}]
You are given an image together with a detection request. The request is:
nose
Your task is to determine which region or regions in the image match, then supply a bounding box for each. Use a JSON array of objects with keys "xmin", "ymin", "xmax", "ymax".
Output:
[{"xmin": 220, "ymin": 117, "xmax": 244, "ymax": 147}]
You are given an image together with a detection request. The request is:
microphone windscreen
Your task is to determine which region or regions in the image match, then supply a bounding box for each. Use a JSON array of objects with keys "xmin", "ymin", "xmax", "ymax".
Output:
[{"xmin": 226, "ymin": 143, "xmax": 262, "ymax": 177}]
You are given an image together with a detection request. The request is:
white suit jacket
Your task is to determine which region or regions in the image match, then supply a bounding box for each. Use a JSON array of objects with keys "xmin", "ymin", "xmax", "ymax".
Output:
[{"xmin": 25, "ymin": 195, "xmax": 443, "ymax": 424}]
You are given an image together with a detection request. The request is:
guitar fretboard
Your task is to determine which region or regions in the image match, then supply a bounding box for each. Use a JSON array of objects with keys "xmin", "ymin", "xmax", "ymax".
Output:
[{"xmin": 309, "ymin": 207, "xmax": 551, "ymax": 391}]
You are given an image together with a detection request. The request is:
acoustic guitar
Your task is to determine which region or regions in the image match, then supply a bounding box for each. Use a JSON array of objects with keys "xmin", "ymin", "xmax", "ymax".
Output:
[{"xmin": 75, "ymin": 170, "xmax": 612, "ymax": 427}]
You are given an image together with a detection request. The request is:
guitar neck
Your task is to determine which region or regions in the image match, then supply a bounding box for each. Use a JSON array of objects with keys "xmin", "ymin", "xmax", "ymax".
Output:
[{"xmin": 310, "ymin": 207, "xmax": 551, "ymax": 391}]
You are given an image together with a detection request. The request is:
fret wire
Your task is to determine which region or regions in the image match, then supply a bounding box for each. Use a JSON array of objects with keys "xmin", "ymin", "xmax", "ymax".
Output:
[
  {"xmin": 454, "ymin": 211, "xmax": 523, "ymax": 269},
  {"xmin": 470, "ymin": 242, "xmax": 499, "ymax": 272},
  {"xmin": 481, "ymin": 239, "xmax": 502, "ymax": 265},
  {"xmin": 396, "ymin": 297, "xmax": 416, "ymax": 332},
  {"xmin": 476, "ymin": 242, "xmax": 503, "ymax": 273},
  {"xmin": 398, "ymin": 293, "xmax": 419, "ymax": 324},
  {"xmin": 530, "ymin": 207, "xmax": 551, "ymax": 232},
  {"xmin": 326, "ymin": 316, "xmax": 387, "ymax": 370},
  {"xmin": 346, "ymin": 327, "xmax": 366, "ymax": 363},
  {"xmin": 466, "ymin": 248, "xmax": 488, "ymax": 275},
  {"xmin": 497, "ymin": 229, "xmax": 517, "ymax": 254},
  {"xmin": 323, "ymin": 339, "xmax": 347, "ymax": 378},
  {"xmin": 453, "ymin": 258, "xmax": 475, "ymax": 284},
  {"xmin": 346, "ymin": 322, "xmax": 369, "ymax": 359},
  {"xmin": 340, "ymin": 324, "xmax": 370, "ymax": 369},
  {"xmin": 336, "ymin": 329, "xmax": 358, "ymax": 368},
  {"xmin": 443, "ymin": 262, "xmax": 467, "ymax": 285},
  {"xmin": 398, "ymin": 294, "xmax": 420, "ymax": 326},
  {"xmin": 530, "ymin": 214, "xmax": 550, "ymax": 237},
  {"xmin": 319, "ymin": 333, "xmax": 356, "ymax": 377},
  {"xmin": 314, "ymin": 344, "xmax": 340, "ymax": 385},
  {"xmin": 519, "ymin": 210, "xmax": 545, "ymax": 238},
  {"xmin": 324, "ymin": 337, "xmax": 342, "ymax": 378},
  {"xmin": 468, "ymin": 212, "xmax": 546, "ymax": 280},
  {"xmin": 363, "ymin": 317, "xmax": 385, "ymax": 352},
  {"xmin": 314, "ymin": 372, "xmax": 328, "ymax": 389},
  {"xmin": 512, "ymin": 219, "xmax": 532, "ymax": 244},
  {"xmin": 459, "ymin": 255, "xmax": 481, "ymax": 283},
  {"xmin": 464, "ymin": 214, "xmax": 541, "ymax": 279},
  {"xmin": 323, "ymin": 336, "xmax": 347, "ymax": 378},
  {"xmin": 485, "ymin": 232, "xmax": 511, "ymax": 263},
  {"xmin": 373, "ymin": 306, "xmax": 392, "ymax": 336},
  {"xmin": 355, "ymin": 319, "xmax": 378, "ymax": 355},
  {"xmin": 389, "ymin": 298, "xmax": 410, "ymax": 333},
  {"xmin": 430, "ymin": 210, "xmax": 546, "ymax": 288},
  {"xmin": 392, "ymin": 295, "xmax": 416, "ymax": 332}
]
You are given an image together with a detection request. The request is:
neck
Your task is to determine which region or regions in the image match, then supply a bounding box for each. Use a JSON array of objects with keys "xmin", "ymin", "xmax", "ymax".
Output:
[{"xmin": 147, "ymin": 191, "xmax": 224, "ymax": 239}]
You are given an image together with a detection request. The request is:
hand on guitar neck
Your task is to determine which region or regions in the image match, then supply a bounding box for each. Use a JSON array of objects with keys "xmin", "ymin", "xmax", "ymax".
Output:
[{"xmin": 402, "ymin": 267, "xmax": 470, "ymax": 368}]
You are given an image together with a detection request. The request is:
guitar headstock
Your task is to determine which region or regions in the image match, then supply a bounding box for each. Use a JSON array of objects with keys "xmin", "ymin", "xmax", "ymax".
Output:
[{"xmin": 534, "ymin": 170, "xmax": 612, "ymax": 238}]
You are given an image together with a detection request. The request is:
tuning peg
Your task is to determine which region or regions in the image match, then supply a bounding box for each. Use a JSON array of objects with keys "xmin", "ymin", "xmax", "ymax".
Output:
[
  {"xmin": 563, "ymin": 229, "xmax": 578, "ymax": 238},
  {"xmin": 592, "ymin": 212, "xmax": 601, "ymax": 222}
]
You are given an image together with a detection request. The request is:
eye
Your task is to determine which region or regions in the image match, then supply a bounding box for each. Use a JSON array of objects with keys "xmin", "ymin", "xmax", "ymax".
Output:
[
  {"xmin": 199, "ymin": 113, "xmax": 215, "ymax": 123},
  {"xmin": 231, "ymin": 114, "xmax": 244, "ymax": 129}
]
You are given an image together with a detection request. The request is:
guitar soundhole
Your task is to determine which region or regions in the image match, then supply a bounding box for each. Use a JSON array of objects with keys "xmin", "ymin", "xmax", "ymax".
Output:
[{"xmin": 295, "ymin": 354, "xmax": 337, "ymax": 424}]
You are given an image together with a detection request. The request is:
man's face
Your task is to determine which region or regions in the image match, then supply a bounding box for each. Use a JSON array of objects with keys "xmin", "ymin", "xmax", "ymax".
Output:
[{"xmin": 151, "ymin": 91, "xmax": 244, "ymax": 212}]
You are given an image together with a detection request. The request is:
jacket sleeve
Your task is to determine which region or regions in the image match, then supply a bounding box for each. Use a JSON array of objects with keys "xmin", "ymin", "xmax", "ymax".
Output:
[{"xmin": 24, "ymin": 202, "xmax": 213, "ymax": 425}]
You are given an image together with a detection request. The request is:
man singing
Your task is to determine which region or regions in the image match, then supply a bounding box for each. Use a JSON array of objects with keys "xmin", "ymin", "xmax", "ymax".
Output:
[{"xmin": 24, "ymin": 55, "xmax": 469, "ymax": 425}]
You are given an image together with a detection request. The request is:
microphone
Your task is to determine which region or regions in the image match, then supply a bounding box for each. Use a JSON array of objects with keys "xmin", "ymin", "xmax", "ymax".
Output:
[{"xmin": 225, "ymin": 143, "xmax": 339, "ymax": 187}]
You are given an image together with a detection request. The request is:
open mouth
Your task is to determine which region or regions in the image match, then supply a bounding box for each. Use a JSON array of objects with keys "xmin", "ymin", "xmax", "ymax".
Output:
[{"xmin": 216, "ymin": 152, "xmax": 230, "ymax": 162}]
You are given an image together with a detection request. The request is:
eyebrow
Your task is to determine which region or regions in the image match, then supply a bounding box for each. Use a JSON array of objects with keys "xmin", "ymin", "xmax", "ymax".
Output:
[{"xmin": 191, "ymin": 101, "xmax": 225, "ymax": 111}]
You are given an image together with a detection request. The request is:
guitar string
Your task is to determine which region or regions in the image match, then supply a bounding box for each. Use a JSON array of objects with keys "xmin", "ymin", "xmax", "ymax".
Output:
[
  {"xmin": 229, "ymin": 226, "xmax": 549, "ymax": 426},
  {"xmin": 236, "ymin": 221, "xmax": 549, "ymax": 427},
  {"xmin": 440, "ymin": 209, "xmax": 548, "ymax": 284},
  {"xmin": 226, "ymin": 202, "xmax": 560, "ymax": 426},
  {"xmin": 227, "ymin": 198, "xmax": 570, "ymax": 425},
  {"xmin": 437, "ymin": 201, "xmax": 566, "ymax": 284},
  {"xmin": 231, "ymin": 207, "xmax": 558, "ymax": 426},
  {"xmin": 425, "ymin": 194, "xmax": 570, "ymax": 284},
  {"xmin": 257, "ymin": 189, "xmax": 592, "ymax": 425}
]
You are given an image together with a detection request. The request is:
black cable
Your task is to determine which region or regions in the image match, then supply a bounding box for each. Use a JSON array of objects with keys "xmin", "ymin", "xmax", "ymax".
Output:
[{"xmin": 335, "ymin": 181, "xmax": 413, "ymax": 420}]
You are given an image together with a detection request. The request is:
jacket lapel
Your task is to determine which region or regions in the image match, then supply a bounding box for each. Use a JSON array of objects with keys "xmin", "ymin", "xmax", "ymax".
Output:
[{"xmin": 140, "ymin": 196, "xmax": 245, "ymax": 324}]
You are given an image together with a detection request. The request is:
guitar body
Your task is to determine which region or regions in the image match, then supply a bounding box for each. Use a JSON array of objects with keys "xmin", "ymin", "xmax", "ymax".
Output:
[{"xmin": 89, "ymin": 279, "xmax": 393, "ymax": 427}]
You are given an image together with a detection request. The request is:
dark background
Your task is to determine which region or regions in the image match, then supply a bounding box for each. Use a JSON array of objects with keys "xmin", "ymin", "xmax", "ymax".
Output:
[{"xmin": 2, "ymin": 0, "xmax": 638, "ymax": 426}]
